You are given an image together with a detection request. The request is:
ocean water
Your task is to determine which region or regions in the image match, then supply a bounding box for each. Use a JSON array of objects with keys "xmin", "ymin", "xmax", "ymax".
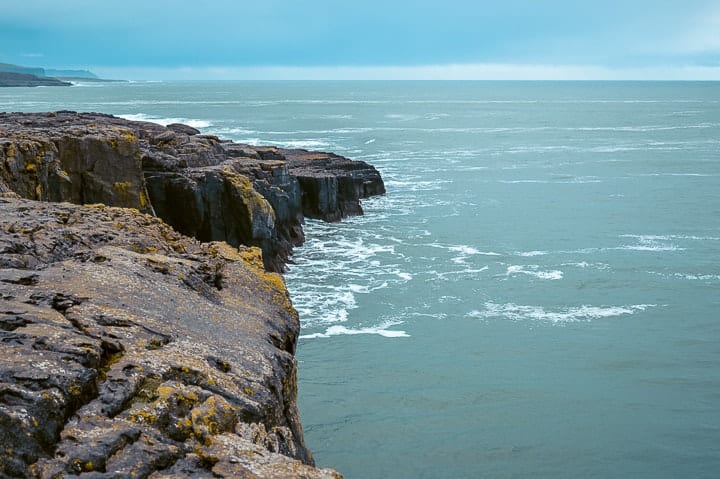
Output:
[{"xmin": 2, "ymin": 81, "xmax": 719, "ymax": 478}]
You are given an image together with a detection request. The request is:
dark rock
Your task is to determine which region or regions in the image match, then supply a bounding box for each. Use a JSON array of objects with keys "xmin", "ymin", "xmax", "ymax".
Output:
[
  {"xmin": 282, "ymin": 148, "xmax": 386, "ymax": 221},
  {"xmin": 0, "ymin": 197, "xmax": 342, "ymax": 479},
  {"xmin": 166, "ymin": 123, "xmax": 201, "ymax": 136},
  {"xmin": 0, "ymin": 111, "xmax": 385, "ymax": 271}
]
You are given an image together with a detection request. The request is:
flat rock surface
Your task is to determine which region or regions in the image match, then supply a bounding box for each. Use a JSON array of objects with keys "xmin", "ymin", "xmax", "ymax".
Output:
[{"xmin": 0, "ymin": 197, "xmax": 342, "ymax": 479}]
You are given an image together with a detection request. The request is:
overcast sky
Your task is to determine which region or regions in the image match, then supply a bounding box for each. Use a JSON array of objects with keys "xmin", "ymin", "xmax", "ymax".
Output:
[{"xmin": 2, "ymin": 0, "xmax": 719, "ymax": 79}]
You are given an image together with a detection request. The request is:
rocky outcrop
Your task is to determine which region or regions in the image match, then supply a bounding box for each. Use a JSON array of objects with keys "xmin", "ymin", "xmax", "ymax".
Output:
[
  {"xmin": 0, "ymin": 111, "xmax": 385, "ymax": 271},
  {"xmin": 0, "ymin": 197, "xmax": 342, "ymax": 478},
  {"xmin": 0, "ymin": 111, "xmax": 386, "ymax": 477}
]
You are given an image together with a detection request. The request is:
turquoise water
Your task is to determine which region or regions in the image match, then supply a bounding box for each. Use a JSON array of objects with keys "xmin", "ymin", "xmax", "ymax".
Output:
[{"xmin": 2, "ymin": 81, "xmax": 719, "ymax": 478}]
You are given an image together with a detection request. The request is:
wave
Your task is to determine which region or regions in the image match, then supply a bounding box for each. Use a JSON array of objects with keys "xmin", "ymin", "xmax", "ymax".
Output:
[
  {"xmin": 505, "ymin": 265, "xmax": 563, "ymax": 280},
  {"xmin": 468, "ymin": 302, "xmax": 655, "ymax": 322},
  {"xmin": 272, "ymin": 139, "xmax": 331, "ymax": 149},
  {"xmin": 561, "ymin": 261, "xmax": 610, "ymax": 270},
  {"xmin": 498, "ymin": 177, "xmax": 603, "ymax": 184},
  {"xmin": 300, "ymin": 321, "xmax": 409, "ymax": 339},
  {"xmin": 117, "ymin": 113, "xmax": 211, "ymax": 129},
  {"xmin": 430, "ymin": 244, "xmax": 501, "ymax": 256},
  {"xmin": 516, "ymin": 250, "xmax": 549, "ymax": 257},
  {"xmin": 647, "ymin": 271, "xmax": 720, "ymax": 281}
]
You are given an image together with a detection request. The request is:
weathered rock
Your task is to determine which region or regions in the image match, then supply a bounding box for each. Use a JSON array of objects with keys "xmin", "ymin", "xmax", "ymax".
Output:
[
  {"xmin": 0, "ymin": 113, "xmax": 150, "ymax": 213},
  {"xmin": 0, "ymin": 197, "xmax": 342, "ymax": 478},
  {"xmin": 0, "ymin": 111, "xmax": 385, "ymax": 271},
  {"xmin": 281, "ymin": 148, "xmax": 386, "ymax": 222}
]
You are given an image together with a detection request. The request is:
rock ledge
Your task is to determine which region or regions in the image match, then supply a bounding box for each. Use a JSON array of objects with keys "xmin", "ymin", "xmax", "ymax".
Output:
[
  {"xmin": 0, "ymin": 112, "xmax": 385, "ymax": 478},
  {"xmin": 0, "ymin": 111, "xmax": 385, "ymax": 272}
]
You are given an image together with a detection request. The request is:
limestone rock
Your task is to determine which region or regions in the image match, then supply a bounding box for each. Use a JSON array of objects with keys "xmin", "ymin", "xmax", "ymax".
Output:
[
  {"xmin": 0, "ymin": 197, "xmax": 342, "ymax": 478},
  {"xmin": 1, "ymin": 111, "xmax": 385, "ymax": 271}
]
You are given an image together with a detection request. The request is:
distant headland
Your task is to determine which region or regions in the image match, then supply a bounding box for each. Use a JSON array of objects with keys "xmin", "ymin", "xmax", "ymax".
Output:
[{"xmin": 0, "ymin": 62, "xmax": 122, "ymax": 87}]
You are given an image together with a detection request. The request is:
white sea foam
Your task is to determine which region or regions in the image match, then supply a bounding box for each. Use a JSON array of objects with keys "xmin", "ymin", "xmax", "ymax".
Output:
[
  {"xmin": 212, "ymin": 127, "xmax": 258, "ymax": 136},
  {"xmin": 445, "ymin": 245, "xmax": 501, "ymax": 256},
  {"xmin": 432, "ymin": 266, "xmax": 490, "ymax": 281},
  {"xmin": 648, "ymin": 271, "xmax": 720, "ymax": 281},
  {"xmin": 300, "ymin": 321, "xmax": 410, "ymax": 339},
  {"xmin": 449, "ymin": 245, "xmax": 480, "ymax": 255},
  {"xmin": 620, "ymin": 234, "xmax": 720, "ymax": 242},
  {"xmin": 468, "ymin": 302, "xmax": 655, "ymax": 322},
  {"xmin": 273, "ymin": 139, "xmax": 331, "ymax": 149},
  {"xmin": 618, "ymin": 244, "xmax": 685, "ymax": 252},
  {"xmin": 561, "ymin": 261, "xmax": 610, "ymax": 270},
  {"xmin": 505, "ymin": 265, "xmax": 564, "ymax": 280},
  {"xmin": 614, "ymin": 235, "xmax": 686, "ymax": 252},
  {"xmin": 117, "ymin": 113, "xmax": 211, "ymax": 129},
  {"xmin": 516, "ymin": 250, "xmax": 548, "ymax": 257},
  {"xmin": 673, "ymin": 273, "xmax": 720, "ymax": 281}
]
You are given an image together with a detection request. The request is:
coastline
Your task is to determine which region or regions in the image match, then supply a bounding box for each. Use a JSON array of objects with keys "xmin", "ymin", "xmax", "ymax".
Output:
[{"xmin": 0, "ymin": 111, "xmax": 385, "ymax": 478}]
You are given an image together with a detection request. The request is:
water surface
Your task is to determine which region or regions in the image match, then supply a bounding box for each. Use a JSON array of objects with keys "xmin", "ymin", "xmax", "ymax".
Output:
[{"xmin": 3, "ymin": 81, "xmax": 719, "ymax": 478}]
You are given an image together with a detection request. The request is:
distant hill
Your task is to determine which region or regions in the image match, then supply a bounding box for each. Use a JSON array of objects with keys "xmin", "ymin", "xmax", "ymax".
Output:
[
  {"xmin": 0, "ymin": 62, "xmax": 117, "ymax": 86},
  {"xmin": 0, "ymin": 71, "xmax": 71, "ymax": 87},
  {"xmin": 0, "ymin": 62, "xmax": 46, "ymax": 77},
  {"xmin": 45, "ymin": 69, "xmax": 98, "ymax": 79}
]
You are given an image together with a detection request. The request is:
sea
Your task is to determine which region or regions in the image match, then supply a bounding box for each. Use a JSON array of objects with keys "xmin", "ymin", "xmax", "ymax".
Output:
[{"xmin": 2, "ymin": 80, "xmax": 719, "ymax": 478}]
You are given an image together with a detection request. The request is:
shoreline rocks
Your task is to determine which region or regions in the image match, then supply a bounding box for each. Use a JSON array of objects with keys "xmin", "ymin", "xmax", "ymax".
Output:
[
  {"xmin": 0, "ymin": 111, "xmax": 385, "ymax": 478},
  {"xmin": 0, "ymin": 111, "xmax": 385, "ymax": 272},
  {"xmin": 0, "ymin": 199, "xmax": 340, "ymax": 478}
]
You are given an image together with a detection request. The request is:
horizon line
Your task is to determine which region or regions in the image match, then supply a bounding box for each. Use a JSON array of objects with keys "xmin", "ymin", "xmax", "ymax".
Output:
[{"xmin": 91, "ymin": 63, "xmax": 720, "ymax": 81}]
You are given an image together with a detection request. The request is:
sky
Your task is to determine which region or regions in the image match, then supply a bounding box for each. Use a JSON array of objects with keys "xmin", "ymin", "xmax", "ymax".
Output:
[{"xmin": 1, "ymin": 0, "xmax": 719, "ymax": 80}]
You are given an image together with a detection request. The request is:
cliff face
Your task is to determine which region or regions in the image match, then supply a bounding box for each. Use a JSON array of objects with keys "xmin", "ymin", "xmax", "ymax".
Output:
[
  {"xmin": 0, "ymin": 111, "xmax": 385, "ymax": 272},
  {"xmin": 0, "ymin": 111, "xmax": 385, "ymax": 478},
  {"xmin": 0, "ymin": 198, "xmax": 340, "ymax": 478}
]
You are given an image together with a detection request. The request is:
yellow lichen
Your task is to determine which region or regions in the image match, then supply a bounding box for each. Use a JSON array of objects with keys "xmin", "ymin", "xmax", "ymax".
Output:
[
  {"xmin": 121, "ymin": 130, "xmax": 137, "ymax": 143},
  {"xmin": 128, "ymin": 410, "xmax": 157, "ymax": 424},
  {"xmin": 139, "ymin": 190, "xmax": 149, "ymax": 209},
  {"xmin": 113, "ymin": 181, "xmax": 133, "ymax": 194}
]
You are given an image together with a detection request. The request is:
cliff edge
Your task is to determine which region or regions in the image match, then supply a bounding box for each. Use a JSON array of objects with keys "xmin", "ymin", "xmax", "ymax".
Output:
[
  {"xmin": 0, "ymin": 112, "xmax": 385, "ymax": 478},
  {"xmin": 0, "ymin": 111, "xmax": 385, "ymax": 272}
]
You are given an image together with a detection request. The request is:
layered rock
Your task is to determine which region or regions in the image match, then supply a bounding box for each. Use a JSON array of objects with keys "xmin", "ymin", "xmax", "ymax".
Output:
[
  {"xmin": 0, "ymin": 111, "xmax": 385, "ymax": 271},
  {"xmin": 0, "ymin": 197, "xmax": 341, "ymax": 478},
  {"xmin": 0, "ymin": 111, "xmax": 387, "ymax": 477}
]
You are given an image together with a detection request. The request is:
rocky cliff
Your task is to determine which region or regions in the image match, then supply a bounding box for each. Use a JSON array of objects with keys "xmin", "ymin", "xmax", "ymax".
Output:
[
  {"xmin": 0, "ymin": 199, "xmax": 340, "ymax": 478},
  {"xmin": 0, "ymin": 112, "xmax": 386, "ymax": 478},
  {"xmin": 0, "ymin": 112, "xmax": 385, "ymax": 272}
]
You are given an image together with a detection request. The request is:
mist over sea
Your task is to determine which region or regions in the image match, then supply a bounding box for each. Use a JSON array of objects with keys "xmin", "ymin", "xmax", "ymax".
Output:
[{"xmin": 3, "ymin": 80, "xmax": 719, "ymax": 478}]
